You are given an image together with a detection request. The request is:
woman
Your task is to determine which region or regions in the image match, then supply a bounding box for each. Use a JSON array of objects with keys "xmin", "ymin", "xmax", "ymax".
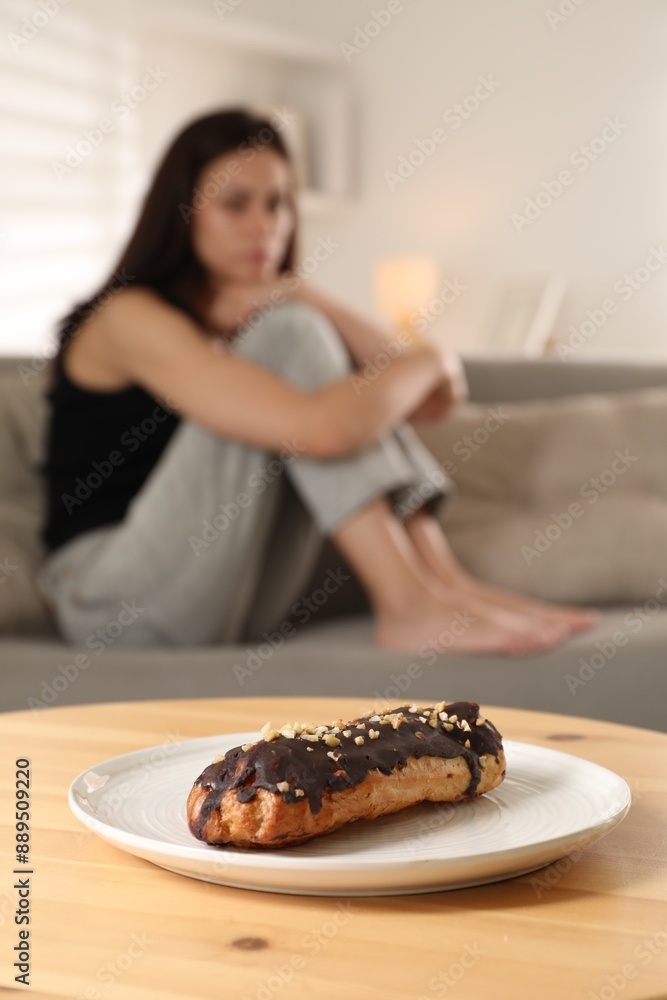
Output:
[{"xmin": 37, "ymin": 108, "xmax": 598, "ymax": 654}]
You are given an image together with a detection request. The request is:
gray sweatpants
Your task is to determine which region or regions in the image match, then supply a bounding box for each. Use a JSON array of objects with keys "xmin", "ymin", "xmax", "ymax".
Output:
[{"xmin": 37, "ymin": 299, "xmax": 452, "ymax": 648}]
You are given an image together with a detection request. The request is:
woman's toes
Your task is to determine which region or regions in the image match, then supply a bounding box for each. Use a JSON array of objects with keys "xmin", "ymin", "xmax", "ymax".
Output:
[
  {"xmin": 374, "ymin": 602, "xmax": 574, "ymax": 656},
  {"xmin": 459, "ymin": 580, "xmax": 601, "ymax": 633}
]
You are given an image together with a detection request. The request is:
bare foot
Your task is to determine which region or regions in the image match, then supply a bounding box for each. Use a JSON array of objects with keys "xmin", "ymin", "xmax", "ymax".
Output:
[
  {"xmin": 401, "ymin": 510, "xmax": 599, "ymax": 634},
  {"xmin": 374, "ymin": 585, "xmax": 573, "ymax": 656},
  {"xmin": 448, "ymin": 573, "xmax": 600, "ymax": 634}
]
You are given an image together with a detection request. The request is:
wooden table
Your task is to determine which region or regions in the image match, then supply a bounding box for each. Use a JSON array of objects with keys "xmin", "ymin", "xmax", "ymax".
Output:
[{"xmin": 0, "ymin": 697, "xmax": 666, "ymax": 1000}]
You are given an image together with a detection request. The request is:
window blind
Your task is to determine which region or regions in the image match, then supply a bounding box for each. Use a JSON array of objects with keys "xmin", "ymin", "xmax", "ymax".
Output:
[{"xmin": 0, "ymin": 1, "xmax": 139, "ymax": 359}]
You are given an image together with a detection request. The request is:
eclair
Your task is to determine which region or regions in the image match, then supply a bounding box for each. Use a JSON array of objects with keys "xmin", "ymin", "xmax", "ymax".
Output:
[{"xmin": 187, "ymin": 701, "xmax": 505, "ymax": 849}]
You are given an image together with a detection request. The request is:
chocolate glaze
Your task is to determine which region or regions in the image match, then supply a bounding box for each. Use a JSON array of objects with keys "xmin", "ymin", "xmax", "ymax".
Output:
[{"xmin": 189, "ymin": 702, "xmax": 503, "ymax": 842}]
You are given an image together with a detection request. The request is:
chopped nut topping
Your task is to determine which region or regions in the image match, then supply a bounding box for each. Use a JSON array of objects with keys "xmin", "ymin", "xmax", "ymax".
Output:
[
  {"xmin": 354, "ymin": 736, "xmax": 365, "ymax": 745},
  {"xmin": 294, "ymin": 788, "xmax": 305, "ymax": 798},
  {"xmin": 386, "ymin": 713, "xmax": 406, "ymax": 730},
  {"xmin": 476, "ymin": 718, "xmax": 486, "ymax": 726},
  {"xmin": 368, "ymin": 729, "xmax": 380, "ymax": 739},
  {"xmin": 300, "ymin": 733, "xmax": 319, "ymax": 742},
  {"xmin": 464, "ymin": 739, "xmax": 471, "ymax": 748},
  {"xmin": 369, "ymin": 714, "xmax": 381, "ymax": 722},
  {"xmin": 415, "ymin": 731, "xmax": 425, "ymax": 740},
  {"xmin": 323, "ymin": 734, "xmax": 341, "ymax": 747},
  {"xmin": 213, "ymin": 753, "xmax": 226, "ymax": 762},
  {"xmin": 356, "ymin": 723, "xmax": 366, "ymax": 730},
  {"xmin": 409, "ymin": 704, "xmax": 419, "ymax": 712},
  {"xmin": 438, "ymin": 711, "xmax": 449, "ymax": 721},
  {"xmin": 443, "ymin": 723, "xmax": 454, "ymax": 732},
  {"xmin": 342, "ymin": 730, "xmax": 352, "ymax": 738},
  {"xmin": 327, "ymin": 750, "xmax": 339, "ymax": 761},
  {"xmin": 428, "ymin": 718, "xmax": 438, "ymax": 728},
  {"xmin": 306, "ymin": 746, "xmax": 314, "ymax": 752},
  {"xmin": 276, "ymin": 781, "xmax": 290, "ymax": 793},
  {"xmin": 448, "ymin": 714, "xmax": 458, "ymax": 723},
  {"xmin": 261, "ymin": 722, "xmax": 279, "ymax": 742}
]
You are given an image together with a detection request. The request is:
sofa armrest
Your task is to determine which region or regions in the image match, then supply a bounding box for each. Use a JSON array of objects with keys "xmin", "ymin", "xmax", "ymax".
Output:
[{"xmin": 461, "ymin": 354, "xmax": 667, "ymax": 403}]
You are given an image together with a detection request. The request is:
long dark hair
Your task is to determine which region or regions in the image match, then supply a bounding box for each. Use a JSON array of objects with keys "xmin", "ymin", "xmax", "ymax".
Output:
[{"xmin": 52, "ymin": 107, "xmax": 298, "ymax": 361}]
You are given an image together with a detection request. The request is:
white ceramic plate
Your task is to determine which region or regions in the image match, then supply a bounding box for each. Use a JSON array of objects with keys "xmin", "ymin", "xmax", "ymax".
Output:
[{"xmin": 68, "ymin": 733, "xmax": 631, "ymax": 896}]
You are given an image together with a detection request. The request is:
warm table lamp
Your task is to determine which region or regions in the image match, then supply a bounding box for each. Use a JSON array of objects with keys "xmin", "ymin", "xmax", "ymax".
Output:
[{"xmin": 374, "ymin": 256, "xmax": 439, "ymax": 347}]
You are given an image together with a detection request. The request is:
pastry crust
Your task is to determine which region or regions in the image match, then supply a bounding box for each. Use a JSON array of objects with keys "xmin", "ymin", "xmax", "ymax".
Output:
[
  {"xmin": 187, "ymin": 701, "xmax": 505, "ymax": 849},
  {"xmin": 188, "ymin": 747, "xmax": 505, "ymax": 848}
]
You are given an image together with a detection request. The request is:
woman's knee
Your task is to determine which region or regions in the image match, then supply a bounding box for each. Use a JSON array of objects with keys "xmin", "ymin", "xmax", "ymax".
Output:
[{"xmin": 232, "ymin": 299, "xmax": 353, "ymax": 388}]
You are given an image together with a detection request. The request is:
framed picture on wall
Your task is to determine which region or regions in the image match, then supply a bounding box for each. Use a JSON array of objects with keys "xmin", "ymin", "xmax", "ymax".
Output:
[
  {"xmin": 484, "ymin": 273, "xmax": 568, "ymax": 355},
  {"xmin": 251, "ymin": 102, "xmax": 310, "ymax": 190}
]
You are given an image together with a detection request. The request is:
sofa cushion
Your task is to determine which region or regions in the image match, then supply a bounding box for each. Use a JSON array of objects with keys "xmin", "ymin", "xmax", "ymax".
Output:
[
  {"xmin": 415, "ymin": 386, "xmax": 667, "ymax": 604},
  {"xmin": 0, "ymin": 367, "xmax": 56, "ymax": 634}
]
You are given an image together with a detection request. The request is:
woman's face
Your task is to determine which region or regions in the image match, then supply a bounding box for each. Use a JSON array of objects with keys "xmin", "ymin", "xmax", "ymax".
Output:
[{"xmin": 190, "ymin": 147, "xmax": 295, "ymax": 284}]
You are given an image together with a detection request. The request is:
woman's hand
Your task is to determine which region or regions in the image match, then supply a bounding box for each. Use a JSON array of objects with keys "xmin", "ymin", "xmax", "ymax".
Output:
[
  {"xmin": 289, "ymin": 283, "xmax": 468, "ymax": 423},
  {"xmin": 408, "ymin": 344, "xmax": 468, "ymax": 424},
  {"xmin": 407, "ymin": 387, "xmax": 453, "ymax": 424}
]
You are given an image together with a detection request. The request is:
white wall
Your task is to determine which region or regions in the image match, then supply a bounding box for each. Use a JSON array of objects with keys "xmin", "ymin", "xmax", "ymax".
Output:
[
  {"xmin": 223, "ymin": 0, "xmax": 667, "ymax": 358},
  {"xmin": 2, "ymin": 0, "xmax": 665, "ymax": 359}
]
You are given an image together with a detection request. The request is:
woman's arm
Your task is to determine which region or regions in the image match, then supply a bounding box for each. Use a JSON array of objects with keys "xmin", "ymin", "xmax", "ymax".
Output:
[
  {"xmin": 318, "ymin": 341, "xmax": 464, "ymax": 449},
  {"xmin": 296, "ymin": 282, "xmax": 414, "ymax": 365},
  {"xmin": 295, "ymin": 282, "xmax": 468, "ymax": 423},
  {"xmin": 96, "ymin": 287, "xmax": 453, "ymax": 459}
]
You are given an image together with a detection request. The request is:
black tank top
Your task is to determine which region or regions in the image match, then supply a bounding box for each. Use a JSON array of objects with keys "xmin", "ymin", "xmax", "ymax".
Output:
[{"xmin": 39, "ymin": 348, "xmax": 181, "ymax": 553}]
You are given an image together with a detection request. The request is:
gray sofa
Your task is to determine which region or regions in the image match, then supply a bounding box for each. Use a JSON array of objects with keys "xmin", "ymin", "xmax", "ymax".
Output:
[{"xmin": 2, "ymin": 353, "xmax": 666, "ymax": 731}]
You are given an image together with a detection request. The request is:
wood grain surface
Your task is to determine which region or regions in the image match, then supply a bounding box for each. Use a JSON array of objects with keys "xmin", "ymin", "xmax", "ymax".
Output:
[{"xmin": 0, "ymin": 697, "xmax": 666, "ymax": 1000}]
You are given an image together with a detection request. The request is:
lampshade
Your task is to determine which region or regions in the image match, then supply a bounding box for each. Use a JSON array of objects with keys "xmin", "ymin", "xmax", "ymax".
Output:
[{"xmin": 374, "ymin": 256, "xmax": 439, "ymax": 335}]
